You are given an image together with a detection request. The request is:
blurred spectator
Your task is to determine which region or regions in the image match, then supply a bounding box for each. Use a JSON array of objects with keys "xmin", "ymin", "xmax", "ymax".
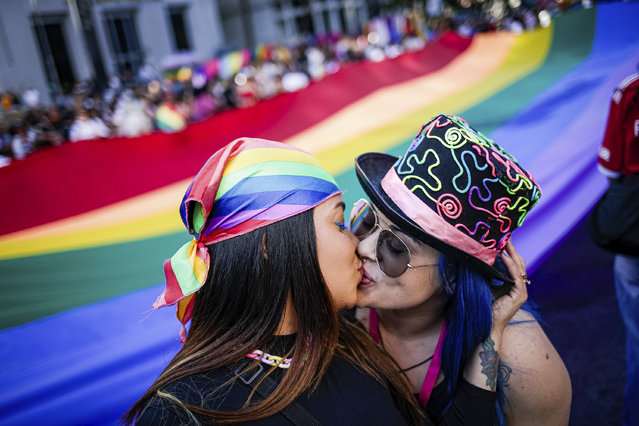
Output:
[
  {"xmin": 1, "ymin": 91, "xmax": 19, "ymax": 113},
  {"xmin": 190, "ymin": 85, "xmax": 217, "ymax": 122},
  {"xmin": 40, "ymin": 106, "xmax": 68, "ymax": 146},
  {"xmin": 22, "ymin": 88, "xmax": 40, "ymax": 109},
  {"xmin": 220, "ymin": 79, "xmax": 238, "ymax": 110},
  {"xmin": 281, "ymin": 63, "xmax": 310, "ymax": 93},
  {"xmin": 10, "ymin": 122, "xmax": 34, "ymax": 159},
  {"xmin": 69, "ymin": 109, "xmax": 109, "ymax": 142},
  {"xmin": 306, "ymin": 45, "xmax": 326, "ymax": 81},
  {"xmin": 0, "ymin": 119, "xmax": 10, "ymax": 167},
  {"xmin": 0, "ymin": 120, "xmax": 11, "ymax": 154},
  {"xmin": 254, "ymin": 61, "xmax": 282, "ymax": 99},
  {"xmin": 112, "ymin": 91, "xmax": 153, "ymax": 137},
  {"xmin": 235, "ymin": 72, "xmax": 259, "ymax": 108}
]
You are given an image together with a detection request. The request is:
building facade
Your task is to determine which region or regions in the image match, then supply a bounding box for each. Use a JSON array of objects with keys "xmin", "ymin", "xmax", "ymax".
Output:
[{"xmin": 0, "ymin": 0, "xmax": 378, "ymax": 104}]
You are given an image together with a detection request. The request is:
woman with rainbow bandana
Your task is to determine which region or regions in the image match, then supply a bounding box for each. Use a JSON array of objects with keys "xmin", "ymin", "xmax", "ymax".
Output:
[{"xmin": 124, "ymin": 137, "xmax": 526, "ymax": 425}]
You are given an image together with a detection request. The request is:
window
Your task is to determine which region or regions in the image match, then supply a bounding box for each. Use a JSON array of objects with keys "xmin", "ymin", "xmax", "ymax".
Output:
[
  {"xmin": 32, "ymin": 15, "xmax": 76, "ymax": 94},
  {"xmin": 295, "ymin": 12, "xmax": 314, "ymax": 35},
  {"xmin": 340, "ymin": 7, "xmax": 349, "ymax": 34},
  {"xmin": 323, "ymin": 10, "xmax": 331, "ymax": 34},
  {"xmin": 289, "ymin": 0, "xmax": 314, "ymax": 36},
  {"xmin": 168, "ymin": 7, "xmax": 191, "ymax": 51},
  {"xmin": 103, "ymin": 10, "xmax": 143, "ymax": 76}
]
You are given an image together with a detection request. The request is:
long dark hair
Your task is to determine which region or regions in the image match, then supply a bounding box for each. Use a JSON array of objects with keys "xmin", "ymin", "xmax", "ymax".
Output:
[{"xmin": 123, "ymin": 209, "xmax": 425, "ymax": 424}]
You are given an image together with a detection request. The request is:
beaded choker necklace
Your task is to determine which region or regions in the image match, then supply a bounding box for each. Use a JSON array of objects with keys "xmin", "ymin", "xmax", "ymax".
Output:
[{"xmin": 246, "ymin": 350, "xmax": 293, "ymax": 369}]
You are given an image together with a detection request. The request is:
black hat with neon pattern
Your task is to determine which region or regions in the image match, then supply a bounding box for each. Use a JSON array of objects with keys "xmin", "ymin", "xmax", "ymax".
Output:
[{"xmin": 354, "ymin": 114, "xmax": 542, "ymax": 283}]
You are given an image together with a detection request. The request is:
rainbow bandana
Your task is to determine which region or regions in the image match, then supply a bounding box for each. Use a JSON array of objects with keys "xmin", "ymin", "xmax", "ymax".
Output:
[{"xmin": 154, "ymin": 138, "xmax": 341, "ymax": 341}]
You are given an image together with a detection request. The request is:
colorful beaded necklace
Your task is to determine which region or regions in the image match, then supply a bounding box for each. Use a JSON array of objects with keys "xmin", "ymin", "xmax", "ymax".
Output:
[
  {"xmin": 244, "ymin": 335, "xmax": 312, "ymax": 369},
  {"xmin": 246, "ymin": 350, "xmax": 293, "ymax": 369}
]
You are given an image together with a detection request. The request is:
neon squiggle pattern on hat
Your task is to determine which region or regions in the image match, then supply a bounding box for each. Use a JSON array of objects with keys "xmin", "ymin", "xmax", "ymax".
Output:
[
  {"xmin": 153, "ymin": 138, "xmax": 341, "ymax": 341},
  {"xmin": 382, "ymin": 114, "xmax": 541, "ymax": 267}
]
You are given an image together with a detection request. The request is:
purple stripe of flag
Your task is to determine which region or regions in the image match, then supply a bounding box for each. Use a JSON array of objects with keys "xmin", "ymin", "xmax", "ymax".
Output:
[{"xmin": 208, "ymin": 203, "xmax": 313, "ymax": 231}]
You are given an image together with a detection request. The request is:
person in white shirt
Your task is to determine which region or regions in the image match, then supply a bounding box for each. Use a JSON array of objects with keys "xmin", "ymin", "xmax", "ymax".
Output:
[{"xmin": 69, "ymin": 109, "xmax": 110, "ymax": 142}]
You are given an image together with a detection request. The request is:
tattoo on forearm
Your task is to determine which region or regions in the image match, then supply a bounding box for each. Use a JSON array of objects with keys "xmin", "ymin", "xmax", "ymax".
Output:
[
  {"xmin": 479, "ymin": 337, "xmax": 513, "ymax": 391},
  {"xmin": 479, "ymin": 337, "xmax": 499, "ymax": 391}
]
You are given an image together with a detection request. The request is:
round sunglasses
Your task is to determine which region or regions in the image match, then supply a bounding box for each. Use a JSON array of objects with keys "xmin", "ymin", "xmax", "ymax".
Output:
[{"xmin": 349, "ymin": 199, "xmax": 437, "ymax": 278}]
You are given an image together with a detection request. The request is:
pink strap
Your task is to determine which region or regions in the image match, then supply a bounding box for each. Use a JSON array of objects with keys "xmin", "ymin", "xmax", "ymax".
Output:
[
  {"xmin": 368, "ymin": 308, "xmax": 381, "ymax": 344},
  {"xmin": 368, "ymin": 308, "xmax": 448, "ymax": 408},
  {"xmin": 418, "ymin": 321, "xmax": 447, "ymax": 407}
]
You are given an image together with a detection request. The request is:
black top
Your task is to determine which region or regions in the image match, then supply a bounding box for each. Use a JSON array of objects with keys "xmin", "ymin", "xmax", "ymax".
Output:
[
  {"xmin": 427, "ymin": 379, "xmax": 498, "ymax": 426},
  {"xmin": 341, "ymin": 308, "xmax": 498, "ymax": 426},
  {"xmin": 137, "ymin": 331, "xmax": 498, "ymax": 426},
  {"xmin": 136, "ymin": 334, "xmax": 411, "ymax": 425}
]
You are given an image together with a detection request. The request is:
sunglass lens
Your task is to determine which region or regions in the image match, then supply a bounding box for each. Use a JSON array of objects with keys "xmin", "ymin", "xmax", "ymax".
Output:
[
  {"xmin": 376, "ymin": 230, "xmax": 411, "ymax": 277},
  {"xmin": 350, "ymin": 201, "xmax": 376, "ymax": 238}
]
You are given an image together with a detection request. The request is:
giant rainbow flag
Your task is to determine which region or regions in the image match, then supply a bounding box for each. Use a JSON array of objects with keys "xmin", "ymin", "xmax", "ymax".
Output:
[{"xmin": 1, "ymin": 3, "xmax": 639, "ymax": 424}]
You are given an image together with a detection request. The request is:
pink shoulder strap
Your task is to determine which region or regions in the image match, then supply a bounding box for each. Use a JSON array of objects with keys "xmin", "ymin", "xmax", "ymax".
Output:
[
  {"xmin": 368, "ymin": 308, "xmax": 447, "ymax": 408},
  {"xmin": 368, "ymin": 308, "xmax": 381, "ymax": 344},
  {"xmin": 418, "ymin": 321, "xmax": 447, "ymax": 407}
]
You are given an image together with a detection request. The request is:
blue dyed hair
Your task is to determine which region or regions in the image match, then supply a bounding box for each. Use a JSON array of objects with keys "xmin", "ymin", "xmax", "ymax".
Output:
[{"xmin": 437, "ymin": 253, "xmax": 507, "ymax": 425}]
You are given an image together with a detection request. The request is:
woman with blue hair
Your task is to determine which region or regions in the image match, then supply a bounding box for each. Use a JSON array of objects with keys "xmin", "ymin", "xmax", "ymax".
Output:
[{"xmin": 350, "ymin": 114, "xmax": 572, "ymax": 424}]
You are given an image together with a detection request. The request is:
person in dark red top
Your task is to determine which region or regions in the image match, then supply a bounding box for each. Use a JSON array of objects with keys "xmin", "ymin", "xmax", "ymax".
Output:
[
  {"xmin": 597, "ymin": 69, "xmax": 639, "ymax": 426},
  {"xmin": 598, "ymin": 72, "xmax": 639, "ymax": 178}
]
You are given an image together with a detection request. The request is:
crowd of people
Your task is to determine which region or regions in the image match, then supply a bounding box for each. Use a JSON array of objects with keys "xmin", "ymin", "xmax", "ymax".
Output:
[
  {"xmin": 0, "ymin": 0, "xmax": 572, "ymax": 168},
  {"xmin": 0, "ymin": 30, "xmax": 427, "ymax": 167}
]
